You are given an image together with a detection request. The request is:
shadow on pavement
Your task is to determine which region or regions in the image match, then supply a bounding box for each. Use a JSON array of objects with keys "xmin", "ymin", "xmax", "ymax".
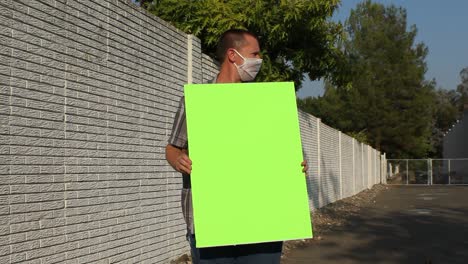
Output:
[{"xmin": 285, "ymin": 186, "xmax": 468, "ymax": 264}]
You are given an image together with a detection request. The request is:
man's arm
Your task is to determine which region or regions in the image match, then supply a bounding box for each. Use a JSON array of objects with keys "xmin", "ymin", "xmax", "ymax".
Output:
[
  {"xmin": 166, "ymin": 95, "xmax": 192, "ymax": 174},
  {"xmin": 166, "ymin": 144, "xmax": 192, "ymax": 174}
]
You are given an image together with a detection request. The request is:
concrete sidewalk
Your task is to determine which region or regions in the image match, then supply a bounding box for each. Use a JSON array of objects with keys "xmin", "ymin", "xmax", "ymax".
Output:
[{"xmin": 284, "ymin": 186, "xmax": 468, "ymax": 264}]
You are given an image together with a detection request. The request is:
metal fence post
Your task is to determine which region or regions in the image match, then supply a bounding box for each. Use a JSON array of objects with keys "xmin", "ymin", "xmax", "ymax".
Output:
[
  {"xmin": 370, "ymin": 147, "xmax": 373, "ymax": 187},
  {"xmin": 381, "ymin": 155, "xmax": 383, "ymax": 184},
  {"xmin": 352, "ymin": 139, "xmax": 355, "ymax": 195},
  {"xmin": 317, "ymin": 118, "xmax": 322, "ymax": 207},
  {"xmin": 376, "ymin": 151, "xmax": 379, "ymax": 185},
  {"xmin": 448, "ymin": 159, "xmax": 451, "ymax": 185},
  {"xmin": 373, "ymin": 150, "xmax": 376, "ymax": 186},
  {"xmin": 368, "ymin": 146, "xmax": 371, "ymax": 188},
  {"xmin": 406, "ymin": 159, "xmax": 409, "ymax": 185},
  {"xmin": 381, "ymin": 154, "xmax": 384, "ymax": 184},
  {"xmin": 383, "ymin": 153, "xmax": 386, "ymax": 184},
  {"xmin": 371, "ymin": 148, "xmax": 374, "ymax": 187},
  {"xmin": 361, "ymin": 143, "xmax": 364, "ymax": 190},
  {"xmin": 428, "ymin": 158, "xmax": 433, "ymax": 185},
  {"xmin": 338, "ymin": 131, "xmax": 343, "ymax": 199}
]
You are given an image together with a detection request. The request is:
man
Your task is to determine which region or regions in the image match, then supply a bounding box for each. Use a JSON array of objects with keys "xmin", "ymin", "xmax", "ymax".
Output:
[{"xmin": 166, "ymin": 29, "xmax": 308, "ymax": 264}]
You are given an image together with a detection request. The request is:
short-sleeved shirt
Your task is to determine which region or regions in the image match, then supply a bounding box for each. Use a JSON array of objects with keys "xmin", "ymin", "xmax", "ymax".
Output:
[
  {"xmin": 168, "ymin": 78, "xmax": 217, "ymax": 234},
  {"xmin": 168, "ymin": 95, "xmax": 195, "ymax": 233}
]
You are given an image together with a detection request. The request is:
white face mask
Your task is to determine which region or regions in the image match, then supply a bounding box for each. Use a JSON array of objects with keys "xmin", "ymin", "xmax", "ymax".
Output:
[{"xmin": 234, "ymin": 49, "xmax": 262, "ymax": 82}]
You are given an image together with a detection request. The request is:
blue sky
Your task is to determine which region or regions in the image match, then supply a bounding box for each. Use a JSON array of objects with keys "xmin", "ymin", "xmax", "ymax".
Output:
[{"xmin": 297, "ymin": 0, "xmax": 468, "ymax": 98}]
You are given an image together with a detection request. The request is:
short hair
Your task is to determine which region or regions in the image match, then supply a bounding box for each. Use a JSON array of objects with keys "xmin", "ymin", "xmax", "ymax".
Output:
[{"xmin": 216, "ymin": 29, "xmax": 258, "ymax": 62}]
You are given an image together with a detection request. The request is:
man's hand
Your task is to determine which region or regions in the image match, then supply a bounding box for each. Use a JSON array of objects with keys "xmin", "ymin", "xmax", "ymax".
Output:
[
  {"xmin": 166, "ymin": 144, "xmax": 192, "ymax": 174},
  {"xmin": 175, "ymin": 151, "xmax": 192, "ymax": 174},
  {"xmin": 301, "ymin": 160, "xmax": 308, "ymax": 176}
]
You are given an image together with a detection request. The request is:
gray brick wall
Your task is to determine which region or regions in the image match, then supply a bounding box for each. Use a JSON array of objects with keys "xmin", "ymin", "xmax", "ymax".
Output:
[
  {"xmin": 1, "ymin": 0, "xmax": 198, "ymax": 263},
  {"xmin": 201, "ymin": 54, "xmax": 219, "ymax": 83},
  {"xmin": 0, "ymin": 1, "xmax": 385, "ymax": 263}
]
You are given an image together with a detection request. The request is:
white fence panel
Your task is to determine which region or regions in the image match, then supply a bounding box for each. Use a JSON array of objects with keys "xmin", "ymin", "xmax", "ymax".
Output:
[
  {"xmin": 354, "ymin": 141, "xmax": 363, "ymax": 193},
  {"xmin": 298, "ymin": 110, "xmax": 320, "ymax": 210},
  {"xmin": 364, "ymin": 145, "xmax": 369, "ymax": 191},
  {"xmin": 320, "ymin": 124, "xmax": 341, "ymax": 205},
  {"xmin": 341, "ymin": 134, "xmax": 355, "ymax": 198}
]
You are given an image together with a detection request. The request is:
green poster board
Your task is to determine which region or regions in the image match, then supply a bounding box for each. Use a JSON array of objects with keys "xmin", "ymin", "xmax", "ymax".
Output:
[{"xmin": 184, "ymin": 82, "xmax": 312, "ymax": 248}]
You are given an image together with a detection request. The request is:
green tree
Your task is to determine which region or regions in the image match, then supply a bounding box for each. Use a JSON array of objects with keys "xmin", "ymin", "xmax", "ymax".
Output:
[
  {"xmin": 297, "ymin": 81, "xmax": 357, "ymax": 131},
  {"xmin": 428, "ymin": 67, "xmax": 468, "ymax": 157},
  {"xmin": 457, "ymin": 67, "xmax": 468, "ymax": 110},
  {"xmin": 139, "ymin": 0, "xmax": 348, "ymax": 90},
  {"xmin": 430, "ymin": 86, "xmax": 459, "ymax": 157},
  {"xmin": 344, "ymin": 1, "xmax": 435, "ymax": 158},
  {"xmin": 299, "ymin": 0, "xmax": 434, "ymax": 158}
]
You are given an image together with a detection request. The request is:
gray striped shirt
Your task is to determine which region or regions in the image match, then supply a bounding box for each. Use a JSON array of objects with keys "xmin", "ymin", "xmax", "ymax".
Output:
[
  {"xmin": 168, "ymin": 95, "xmax": 194, "ymax": 233},
  {"xmin": 168, "ymin": 78, "xmax": 216, "ymax": 234}
]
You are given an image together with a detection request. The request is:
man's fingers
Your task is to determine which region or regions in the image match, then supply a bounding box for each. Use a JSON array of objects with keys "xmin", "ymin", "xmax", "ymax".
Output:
[
  {"xmin": 177, "ymin": 162, "xmax": 192, "ymax": 174},
  {"xmin": 177, "ymin": 163, "xmax": 192, "ymax": 174},
  {"xmin": 178, "ymin": 159, "xmax": 192, "ymax": 171},
  {"xmin": 178, "ymin": 153, "xmax": 192, "ymax": 166},
  {"xmin": 301, "ymin": 160, "xmax": 308, "ymax": 176},
  {"xmin": 176, "ymin": 154, "xmax": 192, "ymax": 174},
  {"xmin": 181, "ymin": 155, "xmax": 192, "ymax": 165}
]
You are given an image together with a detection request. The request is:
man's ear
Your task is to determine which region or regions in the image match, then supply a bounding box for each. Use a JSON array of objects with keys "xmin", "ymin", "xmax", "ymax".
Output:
[{"xmin": 226, "ymin": 48, "xmax": 237, "ymax": 63}]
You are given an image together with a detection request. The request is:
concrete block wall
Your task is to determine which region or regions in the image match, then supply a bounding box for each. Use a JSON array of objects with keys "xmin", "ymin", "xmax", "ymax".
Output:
[
  {"xmin": 0, "ymin": 1, "xmax": 383, "ymax": 263},
  {"xmin": 201, "ymin": 54, "xmax": 219, "ymax": 83},
  {"xmin": 0, "ymin": 0, "xmax": 215, "ymax": 263}
]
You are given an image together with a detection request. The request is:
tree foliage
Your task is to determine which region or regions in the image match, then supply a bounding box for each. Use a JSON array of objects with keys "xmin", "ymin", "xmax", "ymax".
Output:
[
  {"xmin": 430, "ymin": 86, "xmax": 459, "ymax": 156},
  {"xmin": 139, "ymin": 0, "xmax": 347, "ymax": 89},
  {"xmin": 457, "ymin": 67, "xmax": 468, "ymax": 110},
  {"xmin": 299, "ymin": 1, "xmax": 436, "ymax": 158},
  {"xmin": 428, "ymin": 67, "xmax": 468, "ymax": 157}
]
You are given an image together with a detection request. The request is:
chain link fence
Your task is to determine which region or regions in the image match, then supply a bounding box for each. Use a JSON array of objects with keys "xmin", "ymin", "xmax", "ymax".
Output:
[{"xmin": 387, "ymin": 159, "xmax": 468, "ymax": 185}]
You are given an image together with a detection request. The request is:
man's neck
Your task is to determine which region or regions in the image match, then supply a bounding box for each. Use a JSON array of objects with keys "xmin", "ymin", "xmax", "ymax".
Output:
[{"xmin": 216, "ymin": 62, "xmax": 241, "ymax": 83}]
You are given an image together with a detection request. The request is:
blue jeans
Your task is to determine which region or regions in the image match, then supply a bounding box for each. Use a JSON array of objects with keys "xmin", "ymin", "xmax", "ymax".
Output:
[{"xmin": 187, "ymin": 233, "xmax": 283, "ymax": 264}]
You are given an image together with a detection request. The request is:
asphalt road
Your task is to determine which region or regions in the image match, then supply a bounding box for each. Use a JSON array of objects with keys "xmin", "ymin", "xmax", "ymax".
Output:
[{"xmin": 284, "ymin": 185, "xmax": 468, "ymax": 264}]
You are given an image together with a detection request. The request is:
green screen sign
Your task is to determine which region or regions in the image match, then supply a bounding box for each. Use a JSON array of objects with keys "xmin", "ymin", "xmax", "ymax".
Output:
[{"xmin": 184, "ymin": 82, "xmax": 312, "ymax": 248}]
